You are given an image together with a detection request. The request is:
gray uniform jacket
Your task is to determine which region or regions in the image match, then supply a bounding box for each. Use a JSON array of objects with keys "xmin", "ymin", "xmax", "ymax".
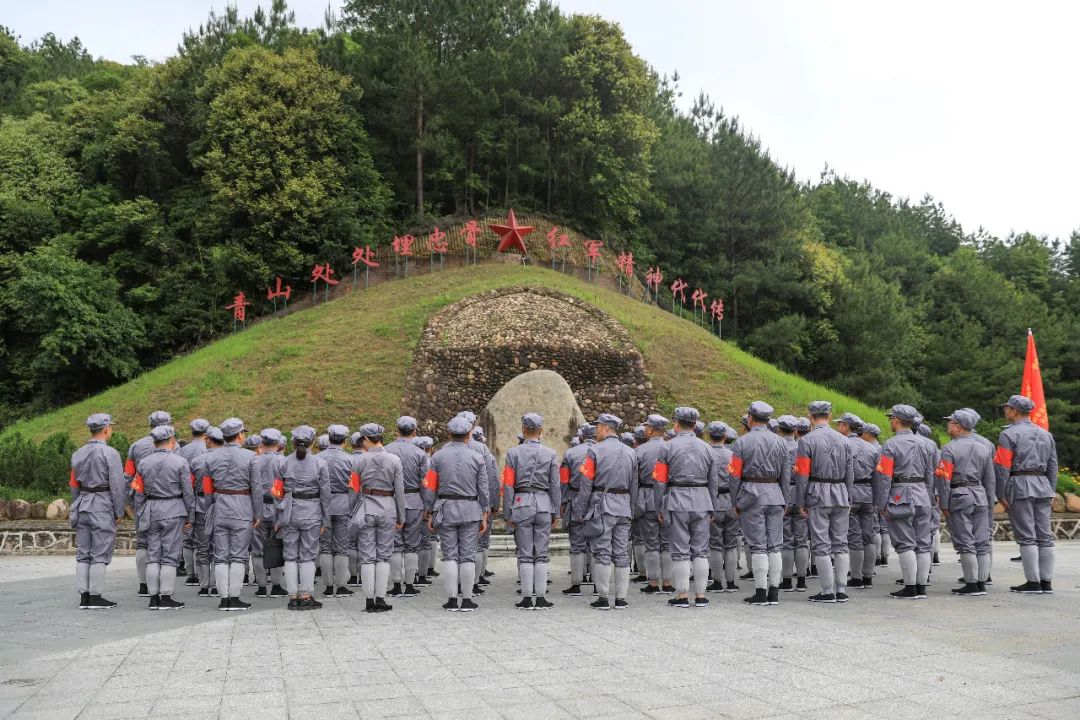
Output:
[
  {"xmin": 729, "ymin": 427, "xmax": 793, "ymax": 510},
  {"xmin": 707, "ymin": 444, "xmax": 734, "ymax": 513},
  {"xmin": 188, "ymin": 450, "xmax": 215, "ymax": 515},
  {"xmin": 654, "ymin": 431, "xmax": 719, "ymax": 513},
  {"xmin": 469, "ymin": 440, "xmax": 500, "ymax": 513},
  {"xmin": 70, "ymin": 439, "xmax": 127, "ymax": 521},
  {"xmin": 847, "ymin": 433, "xmax": 882, "ymax": 506},
  {"xmin": 503, "ymin": 440, "xmax": 560, "ymax": 522},
  {"xmin": 994, "ymin": 419, "xmax": 1058, "ymax": 502},
  {"xmin": 276, "ymin": 453, "xmax": 331, "ymax": 529},
  {"xmin": 915, "ymin": 434, "xmax": 941, "ymax": 505},
  {"xmin": 936, "ymin": 435, "xmax": 994, "ymax": 511},
  {"xmin": 873, "ymin": 431, "xmax": 935, "ymax": 510},
  {"xmin": 634, "ymin": 437, "xmax": 665, "ymax": 516},
  {"xmin": 794, "ymin": 424, "xmax": 854, "ymax": 508},
  {"xmin": 136, "ymin": 448, "xmax": 195, "ymax": 529},
  {"xmin": 319, "ymin": 446, "xmax": 356, "ymax": 517},
  {"xmin": 971, "ymin": 432, "xmax": 997, "ymax": 505},
  {"xmin": 424, "ymin": 441, "xmax": 488, "ymax": 523},
  {"xmin": 782, "ymin": 436, "xmax": 798, "ymax": 508},
  {"xmin": 572, "ymin": 435, "xmax": 638, "ymax": 519},
  {"xmin": 251, "ymin": 451, "xmax": 286, "ymax": 522},
  {"xmin": 385, "ymin": 438, "xmax": 430, "ymax": 512},
  {"xmin": 125, "ymin": 435, "xmax": 156, "ymax": 515},
  {"xmin": 351, "ymin": 447, "xmax": 406, "ymax": 524},
  {"xmin": 203, "ymin": 443, "xmax": 259, "ymax": 521},
  {"xmin": 176, "ymin": 439, "xmax": 207, "ymax": 466},
  {"xmin": 560, "ymin": 441, "xmax": 592, "ymax": 521}
]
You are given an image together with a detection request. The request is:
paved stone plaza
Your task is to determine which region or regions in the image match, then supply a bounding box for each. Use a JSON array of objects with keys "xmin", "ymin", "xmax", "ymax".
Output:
[{"xmin": 1, "ymin": 541, "xmax": 1078, "ymax": 720}]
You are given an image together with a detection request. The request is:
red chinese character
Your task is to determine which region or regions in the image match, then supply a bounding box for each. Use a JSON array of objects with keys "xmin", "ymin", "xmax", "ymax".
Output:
[
  {"xmin": 691, "ymin": 288, "xmax": 708, "ymax": 311},
  {"xmin": 671, "ymin": 278, "xmax": 688, "ymax": 303},
  {"xmin": 392, "ymin": 235, "xmax": 415, "ymax": 257},
  {"xmin": 616, "ymin": 252, "xmax": 635, "ymax": 277},
  {"xmin": 546, "ymin": 226, "xmax": 560, "ymax": 250},
  {"xmin": 226, "ymin": 292, "xmax": 251, "ymax": 322},
  {"xmin": 311, "ymin": 263, "xmax": 340, "ymax": 285},
  {"xmin": 351, "ymin": 246, "xmax": 380, "ymax": 268},
  {"xmin": 585, "ymin": 240, "xmax": 603, "ymax": 263},
  {"xmin": 428, "ymin": 227, "xmax": 448, "ymax": 254},
  {"xmin": 710, "ymin": 298, "xmax": 725, "ymax": 321},
  {"xmin": 266, "ymin": 277, "xmax": 292, "ymax": 301},
  {"xmin": 558, "ymin": 233, "xmax": 570, "ymax": 248},
  {"xmin": 645, "ymin": 267, "xmax": 663, "ymax": 290},
  {"xmin": 463, "ymin": 220, "xmax": 480, "ymax": 248}
]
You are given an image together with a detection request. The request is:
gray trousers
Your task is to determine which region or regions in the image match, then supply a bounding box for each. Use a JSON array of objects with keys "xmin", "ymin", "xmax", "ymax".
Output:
[
  {"xmin": 947, "ymin": 506, "xmax": 991, "ymax": 555},
  {"xmin": 808, "ymin": 506, "xmax": 849, "ymax": 555},
  {"xmin": 591, "ymin": 514, "xmax": 631, "ymax": 567},
  {"xmin": 782, "ymin": 512, "xmax": 810, "ymax": 550},
  {"xmin": 1010, "ymin": 497, "xmax": 1054, "ymax": 547},
  {"xmin": 667, "ymin": 511, "xmax": 710, "ymax": 561},
  {"xmin": 637, "ymin": 511, "xmax": 669, "ymax": 552},
  {"xmin": 567, "ymin": 519, "xmax": 590, "ymax": 554},
  {"xmin": 75, "ymin": 511, "xmax": 117, "ymax": 565},
  {"xmin": 514, "ymin": 512, "xmax": 552, "ymax": 563},
  {"xmin": 356, "ymin": 514, "xmax": 396, "ymax": 564},
  {"xmin": 282, "ymin": 520, "xmax": 320, "ymax": 562},
  {"xmin": 146, "ymin": 516, "xmax": 185, "ymax": 567},
  {"xmin": 194, "ymin": 511, "xmax": 213, "ymax": 566},
  {"xmin": 330, "ymin": 514, "xmax": 352, "ymax": 556},
  {"xmin": 398, "ymin": 509, "xmax": 425, "ymax": 552},
  {"xmin": 709, "ymin": 508, "xmax": 740, "ymax": 550},
  {"xmin": 439, "ymin": 520, "xmax": 480, "ymax": 563},
  {"xmin": 740, "ymin": 505, "xmax": 784, "ymax": 553},
  {"xmin": 847, "ymin": 502, "xmax": 876, "ymax": 550},
  {"xmin": 212, "ymin": 515, "xmax": 253, "ymax": 565},
  {"xmin": 886, "ymin": 505, "xmax": 933, "ymax": 554}
]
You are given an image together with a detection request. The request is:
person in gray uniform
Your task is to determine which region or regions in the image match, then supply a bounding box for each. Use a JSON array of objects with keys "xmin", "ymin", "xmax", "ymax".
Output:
[
  {"xmin": 635, "ymin": 414, "xmax": 674, "ymax": 595},
  {"xmin": 705, "ymin": 421, "xmax": 740, "ymax": 593},
  {"xmin": 317, "ymin": 424, "xmax": 356, "ymax": 598},
  {"xmin": 350, "ymin": 423, "xmax": 406, "ymax": 612},
  {"xmin": 875, "ymin": 404, "xmax": 936, "ymax": 600},
  {"xmin": 423, "ymin": 415, "xmax": 489, "ymax": 612},
  {"xmin": 936, "ymin": 408, "xmax": 994, "ymax": 596},
  {"xmin": 467, "ymin": 423, "xmax": 499, "ymax": 593},
  {"xmin": 915, "ymin": 419, "xmax": 942, "ymax": 567},
  {"xmin": 839, "ymin": 413, "xmax": 882, "ymax": 590},
  {"xmin": 251, "ymin": 428, "xmax": 288, "ymax": 598},
  {"xmin": 134, "ymin": 425, "xmax": 195, "ymax": 610},
  {"xmin": 346, "ymin": 431, "xmax": 365, "ymax": 586},
  {"xmin": 316, "ymin": 433, "xmax": 333, "ymax": 583},
  {"xmin": 503, "ymin": 413, "xmax": 560, "ymax": 610},
  {"xmin": 274, "ymin": 425, "xmax": 331, "ymax": 610},
  {"xmin": 70, "ymin": 414, "xmax": 128, "ymax": 609},
  {"xmin": 203, "ymin": 418, "xmax": 259, "ymax": 611},
  {"xmin": 412, "ymin": 435, "xmax": 438, "ymax": 583},
  {"xmin": 653, "ymin": 407, "xmax": 719, "ymax": 608},
  {"xmin": 191, "ymin": 427, "xmax": 223, "ymax": 597},
  {"xmin": 995, "ymin": 395, "xmax": 1059, "ymax": 594},
  {"xmin": 384, "ymin": 416, "xmax": 429, "ymax": 596},
  {"xmin": 794, "ymin": 401, "xmax": 854, "ymax": 603},
  {"xmin": 126, "ymin": 410, "xmax": 172, "ymax": 598},
  {"xmin": 561, "ymin": 423, "xmax": 596, "ymax": 596},
  {"xmin": 572, "ymin": 413, "xmax": 638, "ymax": 610},
  {"xmin": 961, "ymin": 409, "xmax": 996, "ymax": 585},
  {"xmin": 862, "ymin": 423, "xmax": 889, "ymax": 565},
  {"xmin": 729, "ymin": 401, "xmax": 792, "ymax": 606},
  {"xmin": 177, "ymin": 419, "xmax": 210, "ymax": 585},
  {"xmin": 630, "ymin": 424, "xmax": 648, "ymax": 581},
  {"xmin": 776, "ymin": 415, "xmax": 808, "ymax": 593}
]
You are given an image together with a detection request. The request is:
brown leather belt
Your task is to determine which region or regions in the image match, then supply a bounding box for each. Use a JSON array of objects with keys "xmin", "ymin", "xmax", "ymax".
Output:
[
  {"xmin": 362, "ymin": 488, "xmax": 395, "ymax": 497},
  {"xmin": 742, "ymin": 477, "xmax": 779, "ymax": 484},
  {"xmin": 215, "ymin": 488, "xmax": 251, "ymax": 496}
]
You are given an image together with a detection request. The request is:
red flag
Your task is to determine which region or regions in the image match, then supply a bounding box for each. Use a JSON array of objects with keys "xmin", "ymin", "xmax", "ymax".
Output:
[{"xmin": 1021, "ymin": 329, "xmax": 1049, "ymax": 430}]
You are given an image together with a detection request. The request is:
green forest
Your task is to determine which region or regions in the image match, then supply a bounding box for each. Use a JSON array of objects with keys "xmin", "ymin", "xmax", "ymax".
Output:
[{"xmin": 1, "ymin": 1, "xmax": 1078, "ymax": 462}]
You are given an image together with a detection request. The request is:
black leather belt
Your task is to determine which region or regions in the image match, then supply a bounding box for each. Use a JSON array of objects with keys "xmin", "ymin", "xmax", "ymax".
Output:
[
  {"xmin": 669, "ymin": 482, "xmax": 709, "ymax": 488},
  {"xmin": 950, "ymin": 481, "xmax": 980, "ymax": 488},
  {"xmin": 1010, "ymin": 469, "xmax": 1044, "ymax": 476},
  {"xmin": 513, "ymin": 488, "xmax": 544, "ymax": 494},
  {"xmin": 854, "ymin": 478, "xmax": 873, "ymax": 485},
  {"xmin": 216, "ymin": 488, "xmax": 251, "ymax": 496},
  {"xmin": 716, "ymin": 488, "xmax": 730, "ymax": 494},
  {"xmin": 78, "ymin": 485, "xmax": 110, "ymax": 493},
  {"xmin": 331, "ymin": 490, "xmax": 350, "ymax": 495},
  {"xmin": 404, "ymin": 488, "xmax": 421, "ymax": 493},
  {"xmin": 145, "ymin": 493, "xmax": 182, "ymax": 500},
  {"xmin": 638, "ymin": 481, "xmax": 654, "ymax": 488},
  {"xmin": 598, "ymin": 488, "xmax": 629, "ymax": 494},
  {"xmin": 438, "ymin": 494, "xmax": 477, "ymax": 501},
  {"xmin": 742, "ymin": 477, "xmax": 779, "ymax": 484},
  {"xmin": 262, "ymin": 494, "xmax": 275, "ymax": 504},
  {"xmin": 362, "ymin": 488, "xmax": 394, "ymax": 497},
  {"xmin": 810, "ymin": 477, "xmax": 845, "ymax": 484},
  {"xmin": 893, "ymin": 478, "xmax": 924, "ymax": 484},
  {"xmin": 291, "ymin": 492, "xmax": 320, "ymax": 500}
]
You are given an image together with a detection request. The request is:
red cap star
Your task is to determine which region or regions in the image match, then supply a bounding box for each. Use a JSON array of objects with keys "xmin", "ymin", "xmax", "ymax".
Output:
[{"xmin": 489, "ymin": 209, "xmax": 535, "ymax": 255}]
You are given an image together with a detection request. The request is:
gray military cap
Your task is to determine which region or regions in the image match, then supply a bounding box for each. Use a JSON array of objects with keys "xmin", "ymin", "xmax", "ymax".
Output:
[
  {"xmin": 447, "ymin": 416, "xmax": 472, "ymax": 435},
  {"xmin": 740, "ymin": 414, "xmax": 750, "ymax": 429},
  {"xmin": 835, "ymin": 412, "xmax": 863, "ymax": 431},
  {"xmin": 456, "ymin": 410, "xmax": 477, "ymax": 425},
  {"xmin": 916, "ymin": 423, "xmax": 933, "ymax": 438},
  {"xmin": 86, "ymin": 413, "xmax": 113, "ymax": 431},
  {"xmin": 863, "ymin": 423, "xmax": 881, "ymax": 437},
  {"xmin": 244, "ymin": 435, "xmax": 263, "ymax": 450},
  {"xmin": 747, "ymin": 401, "xmax": 774, "ymax": 421},
  {"xmin": 291, "ymin": 425, "xmax": 316, "ymax": 445},
  {"xmin": 206, "ymin": 426, "xmax": 224, "ymax": 443},
  {"xmin": 350, "ymin": 432, "xmax": 363, "ymax": 447},
  {"xmin": 724, "ymin": 426, "xmax": 738, "ymax": 442},
  {"xmin": 673, "ymin": 407, "xmax": 700, "ymax": 424},
  {"xmin": 358, "ymin": 423, "xmax": 385, "ymax": 438},
  {"xmin": 396, "ymin": 416, "xmax": 418, "ymax": 432},
  {"xmin": 579, "ymin": 423, "xmax": 597, "ymax": 440},
  {"xmin": 767, "ymin": 418, "xmax": 779, "ymax": 432},
  {"xmin": 776, "ymin": 415, "xmax": 799, "ymax": 432},
  {"xmin": 149, "ymin": 411, "xmax": 172, "ymax": 428},
  {"xmin": 317, "ymin": 434, "xmax": 330, "ymax": 450},
  {"xmin": 664, "ymin": 429, "xmax": 676, "ymax": 440},
  {"xmin": 619, "ymin": 432, "xmax": 636, "ymax": 446},
  {"xmin": 796, "ymin": 417, "xmax": 812, "ymax": 434},
  {"xmin": 190, "ymin": 418, "xmax": 210, "ymax": 433},
  {"xmin": 808, "ymin": 400, "xmax": 832, "ymax": 415},
  {"xmin": 707, "ymin": 421, "xmax": 729, "ymax": 439},
  {"xmin": 220, "ymin": 417, "xmax": 245, "ymax": 437},
  {"xmin": 645, "ymin": 414, "xmax": 669, "ymax": 430},
  {"xmin": 413, "ymin": 436, "xmax": 434, "ymax": 450},
  {"xmin": 569, "ymin": 437, "xmax": 580, "ymax": 446},
  {"xmin": 521, "ymin": 413, "xmax": 544, "ymax": 430},
  {"xmin": 694, "ymin": 420, "xmax": 705, "ymax": 437},
  {"xmin": 261, "ymin": 428, "xmax": 283, "ymax": 446},
  {"xmin": 596, "ymin": 413, "xmax": 623, "ymax": 430},
  {"xmin": 887, "ymin": 404, "xmax": 919, "ymax": 422},
  {"xmin": 472, "ymin": 427, "xmax": 486, "ymax": 442},
  {"xmin": 944, "ymin": 409, "xmax": 979, "ymax": 431},
  {"xmin": 1003, "ymin": 395, "xmax": 1035, "ymax": 412},
  {"xmin": 150, "ymin": 425, "xmax": 175, "ymax": 443},
  {"xmin": 633, "ymin": 425, "xmax": 647, "ymax": 441},
  {"xmin": 327, "ymin": 424, "xmax": 350, "ymax": 442}
]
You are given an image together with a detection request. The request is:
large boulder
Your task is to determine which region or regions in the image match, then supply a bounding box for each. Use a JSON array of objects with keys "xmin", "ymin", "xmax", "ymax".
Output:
[
  {"xmin": 1066, "ymin": 493, "xmax": 1080, "ymax": 514},
  {"xmin": 46, "ymin": 498, "xmax": 70, "ymax": 520},
  {"xmin": 1051, "ymin": 493, "xmax": 1066, "ymax": 513},
  {"xmin": 480, "ymin": 369, "xmax": 587, "ymax": 468},
  {"xmin": 29, "ymin": 501, "xmax": 47, "ymax": 519},
  {"xmin": 9, "ymin": 499, "xmax": 31, "ymax": 520}
]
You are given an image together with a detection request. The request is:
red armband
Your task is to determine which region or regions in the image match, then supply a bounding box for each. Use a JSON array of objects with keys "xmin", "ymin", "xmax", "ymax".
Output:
[
  {"xmin": 502, "ymin": 467, "xmax": 516, "ymax": 487},
  {"xmin": 270, "ymin": 478, "xmax": 284, "ymax": 499},
  {"xmin": 993, "ymin": 446, "xmax": 1013, "ymax": 468},
  {"xmin": 652, "ymin": 462, "xmax": 669, "ymax": 484},
  {"xmin": 69, "ymin": 470, "xmax": 78, "ymax": 489},
  {"xmin": 875, "ymin": 456, "xmax": 895, "ymax": 478},
  {"xmin": 202, "ymin": 475, "xmax": 215, "ymax": 495},
  {"xmin": 131, "ymin": 474, "xmax": 145, "ymax": 494},
  {"xmin": 349, "ymin": 471, "xmax": 361, "ymax": 493},
  {"xmin": 423, "ymin": 469, "xmax": 439, "ymax": 491},
  {"xmin": 935, "ymin": 460, "xmax": 954, "ymax": 481},
  {"xmin": 794, "ymin": 456, "xmax": 811, "ymax": 477},
  {"xmin": 559, "ymin": 466, "xmax": 570, "ymax": 485},
  {"xmin": 124, "ymin": 457, "xmax": 135, "ymax": 476},
  {"xmin": 727, "ymin": 456, "xmax": 743, "ymax": 479},
  {"xmin": 580, "ymin": 456, "xmax": 596, "ymax": 481}
]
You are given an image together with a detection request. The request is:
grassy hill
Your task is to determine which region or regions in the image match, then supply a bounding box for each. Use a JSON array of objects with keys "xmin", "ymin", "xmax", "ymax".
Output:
[{"xmin": 3, "ymin": 264, "xmax": 886, "ymax": 445}]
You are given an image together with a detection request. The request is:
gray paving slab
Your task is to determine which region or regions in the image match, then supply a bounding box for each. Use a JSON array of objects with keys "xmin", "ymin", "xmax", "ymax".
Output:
[{"xmin": 0, "ymin": 541, "xmax": 1077, "ymax": 719}]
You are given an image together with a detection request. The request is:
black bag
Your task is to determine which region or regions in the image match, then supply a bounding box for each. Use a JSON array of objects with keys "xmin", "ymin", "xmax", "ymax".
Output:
[{"xmin": 262, "ymin": 526, "xmax": 284, "ymax": 569}]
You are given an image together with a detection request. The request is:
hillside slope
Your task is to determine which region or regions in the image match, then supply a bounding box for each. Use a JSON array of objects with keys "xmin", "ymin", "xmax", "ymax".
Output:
[{"xmin": 4, "ymin": 265, "xmax": 886, "ymax": 443}]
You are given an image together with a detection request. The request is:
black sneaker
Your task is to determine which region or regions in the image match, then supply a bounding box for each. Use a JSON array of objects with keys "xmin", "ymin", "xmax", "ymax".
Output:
[
  {"xmin": 287, "ymin": 597, "xmax": 301, "ymax": 610},
  {"xmin": 158, "ymin": 595, "xmax": 185, "ymax": 610},
  {"xmin": 613, "ymin": 598, "xmax": 628, "ymax": 610},
  {"xmin": 254, "ymin": 586, "xmax": 268, "ymax": 598},
  {"xmin": 726, "ymin": 581, "xmax": 740, "ymax": 593},
  {"xmin": 477, "ymin": 576, "xmax": 491, "ymax": 586},
  {"xmin": 808, "ymin": 565, "xmax": 819, "ymax": 578},
  {"xmin": 347, "ymin": 575, "xmax": 361, "ymax": 587},
  {"xmin": 915, "ymin": 585, "xmax": 927, "ymax": 599},
  {"xmin": 668, "ymin": 596, "xmax": 691, "ymax": 608},
  {"xmin": 694, "ymin": 596, "xmax": 709, "ymax": 608},
  {"xmin": 244, "ymin": 573, "xmax": 250, "ymax": 585},
  {"xmin": 148, "ymin": 594, "xmax": 161, "ymax": 610},
  {"xmin": 952, "ymin": 583, "xmax": 984, "ymax": 596},
  {"xmin": 78, "ymin": 592, "xmax": 91, "ymax": 609},
  {"xmin": 217, "ymin": 598, "xmax": 232, "ymax": 611},
  {"xmin": 835, "ymin": 592, "xmax": 849, "ymax": 603},
  {"xmin": 472, "ymin": 584, "xmax": 485, "ymax": 596},
  {"xmin": 413, "ymin": 575, "xmax": 432, "ymax": 587},
  {"xmin": 740, "ymin": 570, "xmax": 754, "ymax": 580},
  {"xmin": 743, "ymin": 589, "xmax": 769, "ymax": 606},
  {"xmin": 335, "ymin": 586, "xmax": 355, "ymax": 597},
  {"xmin": 516, "ymin": 597, "xmax": 534, "ymax": 610},
  {"xmin": 1010, "ymin": 556, "xmax": 1021, "ymax": 562},
  {"xmin": 767, "ymin": 587, "xmax": 779, "ymax": 605},
  {"xmin": 848, "ymin": 577, "xmax": 864, "ymax": 589},
  {"xmin": 483, "ymin": 569, "xmax": 494, "ymax": 578},
  {"xmin": 859, "ymin": 577, "xmax": 872, "ymax": 589},
  {"xmin": 137, "ymin": 583, "xmax": 150, "ymax": 598},
  {"xmin": 197, "ymin": 588, "xmax": 210, "ymax": 597},
  {"xmin": 809, "ymin": 593, "xmax": 836, "ymax": 603},
  {"xmin": 890, "ymin": 585, "xmax": 916, "ymax": 599},
  {"xmin": 932, "ymin": 554, "xmax": 940, "ymax": 566},
  {"xmin": 442, "ymin": 598, "xmax": 459, "ymax": 612},
  {"xmin": 986, "ymin": 575, "xmax": 993, "ymax": 585},
  {"xmin": 879, "ymin": 557, "xmax": 889, "ymax": 566},
  {"xmin": 535, "ymin": 597, "xmax": 555, "ymax": 610},
  {"xmin": 231, "ymin": 598, "xmax": 252, "ymax": 611},
  {"xmin": 323, "ymin": 587, "xmax": 336, "ymax": 598},
  {"xmin": 563, "ymin": 584, "xmax": 583, "ymax": 596},
  {"xmin": 89, "ymin": 594, "xmax": 117, "ymax": 609},
  {"xmin": 428, "ymin": 568, "xmax": 439, "ymax": 577},
  {"xmin": 1040, "ymin": 580, "xmax": 1053, "ymax": 594},
  {"xmin": 270, "ymin": 585, "xmax": 288, "ymax": 597},
  {"xmin": 631, "ymin": 574, "xmax": 648, "ymax": 583},
  {"xmin": 660, "ymin": 584, "xmax": 676, "ymax": 594},
  {"xmin": 590, "ymin": 597, "xmax": 610, "ymax": 610},
  {"xmin": 778, "ymin": 578, "xmax": 794, "ymax": 592},
  {"xmin": 386, "ymin": 583, "xmax": 403, "ymax": 597},
  {"xmin": 895, "ymin": 579, "xmax": 906, "ymax": 585},
  {"xmin": 208, "ymin": 587, "xmax": 219, "ymax": 597},
  {"xmin": 458, "ymin": 598, "xmax": 478, "ymax": 612},
  {"xmin": 639, "ymin": 584, "xmax": 661, "ymax": 595},
  {"xmin": 795, "ymin": 576, "xmax": 807, "ymax": 592},
  {"xmin": 875, "ymin": 557, "xmax": 884, "ymax": 566},
  {"xmin": 304, "ymin": 596, "xmax": 324, "ymax": 610},
  {"xmin": 185, "ymin": 575, "xmax": 199, "ymax": 586},
  {"xmin": 706, "ymin": 580, "xmax": 725, "ymax": 593},
  {"xmin": 374, "ymin": 597, "xmax": 392, "ymax": 612},
  {"xmin": 397, "ymin": 584, "xmax": 416, "ymax": 597},
  {"xmin": 177, "ymin": 563, "xmax": 187, "ymax": 576}
]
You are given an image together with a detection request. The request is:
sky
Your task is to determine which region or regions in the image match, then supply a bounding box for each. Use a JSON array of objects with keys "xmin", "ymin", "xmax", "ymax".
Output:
[{"xmin": 5, "ymin": 0, "xmax": 1077, "ymax": 241}]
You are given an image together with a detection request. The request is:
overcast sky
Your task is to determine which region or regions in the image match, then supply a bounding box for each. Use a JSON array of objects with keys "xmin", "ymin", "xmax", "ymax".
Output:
[{"xmin": 6, "ymin": 0, "xmax": 1077, "ymax": 241}]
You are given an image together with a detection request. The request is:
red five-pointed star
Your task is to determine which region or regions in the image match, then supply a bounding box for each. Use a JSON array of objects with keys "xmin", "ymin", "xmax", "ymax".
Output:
[{"xmin": 489, "ymin": 208, "xmax": 535, "ymax": 255}]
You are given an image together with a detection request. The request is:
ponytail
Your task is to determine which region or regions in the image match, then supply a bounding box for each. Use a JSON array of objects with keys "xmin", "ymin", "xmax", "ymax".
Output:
[{"xmin": 295, "ymin": 441, "xmax": 309, "ymax": 460}]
